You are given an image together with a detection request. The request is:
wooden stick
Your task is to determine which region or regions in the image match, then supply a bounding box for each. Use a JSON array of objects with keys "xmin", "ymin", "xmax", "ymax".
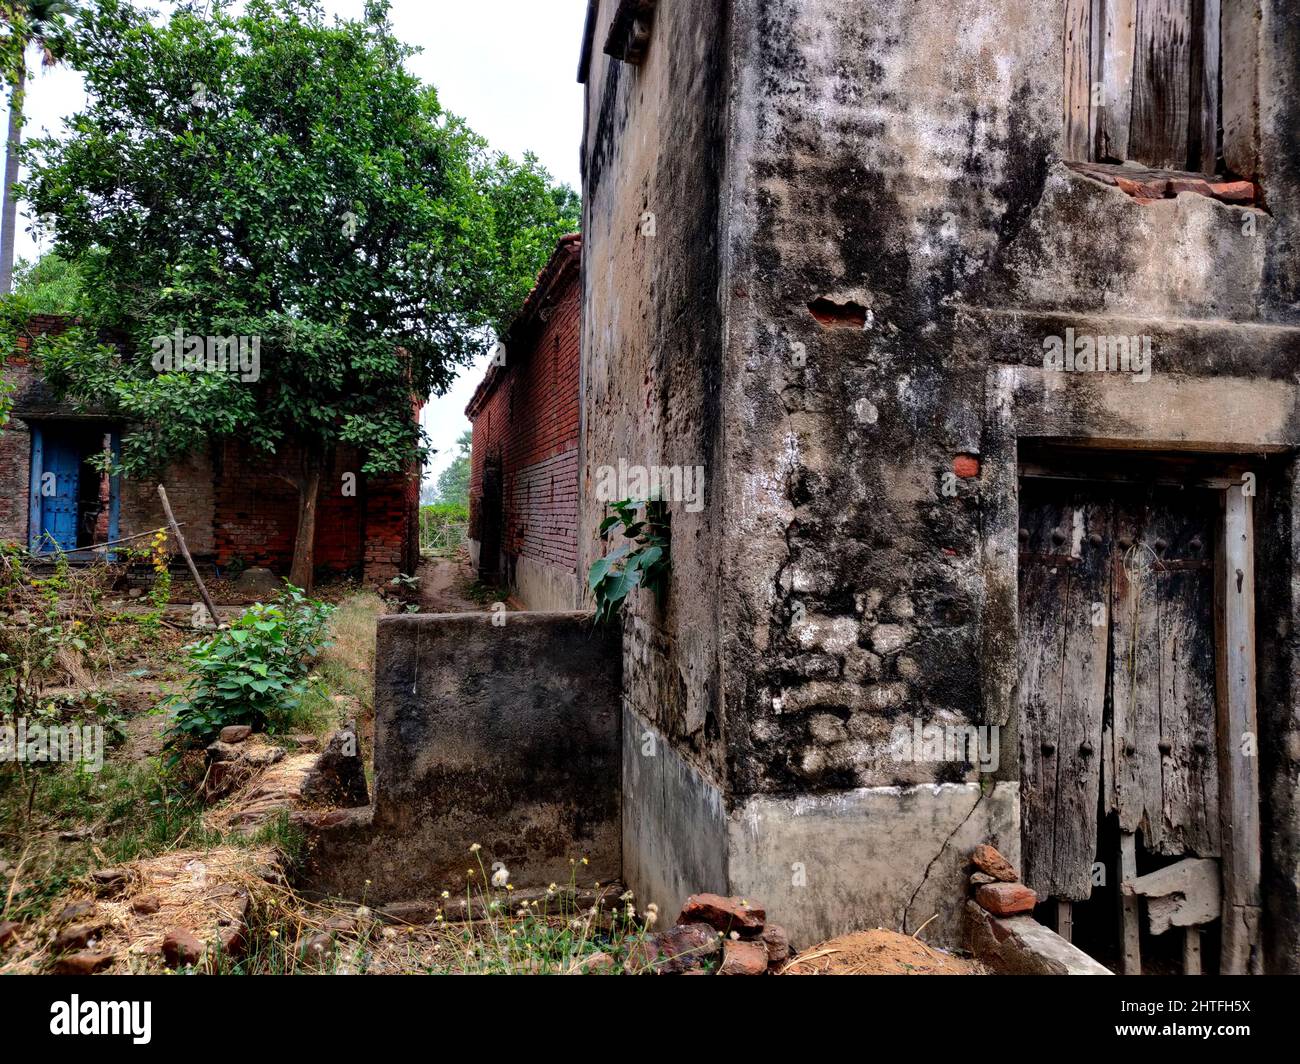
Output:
[
  {"xmin": 1184, "ymin": 927, "xmax": 1202, "ymax": 975},
  {"xmin": 88, "ymin": 523, "xmax": 185, "ymax": 552},
  {"xmin": 1119, "ymin": 832, "xmax": 1142, "ymax": 975},
  {"xmin": 1056, "ymin": 899, "xmax": 1073, "ymax": 943},
  {"xmin": 21, "ymin": 523, "xmax": 185, "ymax": 561},
  {"xmin": 157, "ymin": 485, "xmax": 221, "ymax": 630}
]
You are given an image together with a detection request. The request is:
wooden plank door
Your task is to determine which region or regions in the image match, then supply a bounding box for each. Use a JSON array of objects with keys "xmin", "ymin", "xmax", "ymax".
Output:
[
  {"xmin": 1017, "ymin": 482, "xmax": 1112, "ymax": 900},
  {"xmin": 1063, "ymin": 0, "xmax": 1220, "ymax": 172},
  {"xmin": 1020, "ymin": 480, "xmax": 1221, "ymax": 904},
  {"xmin": 1129, "ymin": 0, "xmax": 1195, "ymax": 169},
  {"xmin": 1108, "ymin": 486, "xmax": 1220, "ymax": 859},
  {"xmin": 38, "ymin": 431, "xmax": 82, "ymax": 553}
]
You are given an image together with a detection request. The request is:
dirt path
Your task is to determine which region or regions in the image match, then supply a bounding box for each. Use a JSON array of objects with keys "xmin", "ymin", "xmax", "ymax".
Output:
[{"xmin": 417, "ymin": 555, "xmax": 485, "ymax": 613}]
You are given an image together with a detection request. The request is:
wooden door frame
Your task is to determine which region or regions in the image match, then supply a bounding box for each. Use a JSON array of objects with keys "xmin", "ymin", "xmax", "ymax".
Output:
[
  {"xmin": 1018, "ymin": 459, "xmax": 1258, "ymax": 972},
  {"xmin": 26, "ymin": 419, "xmax": 123, "ymax": 559},
  {"xmin": 478, "ymin": 456, "xmax": 504, "ymax": 582},
  {"xmin": 980, "ymin": 366, "xmax": 1296, "ymax": 973},
  {"xmin": 1216, "ymin": 481, "xmax": 1261, "ymax": 973}
]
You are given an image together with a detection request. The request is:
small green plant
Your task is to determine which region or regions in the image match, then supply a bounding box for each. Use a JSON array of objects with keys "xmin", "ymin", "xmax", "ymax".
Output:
[
  {"xmin": 126, "ymin": 528, "xmax": 173, "ymax": 633},
  {"xmin": 388, "ymin": 572, "xmax": 420, "ymax": 592},
  {"xmin": 588, "ymin": 498, "xmax": 670, "ymax": 623},
  {"xmin": 463, "ymin": 579, "xmax": 506, "ymax": 607},
  {"xmin": 385, "ymin": 571, "xmax": 420, "ymax": 610},
  {"xmin": 163, "ymin": 585, "xmax": 334, "ymax": 750}
]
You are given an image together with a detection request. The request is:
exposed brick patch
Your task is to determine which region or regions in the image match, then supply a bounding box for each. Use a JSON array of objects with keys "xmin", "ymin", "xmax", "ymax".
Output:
[
  {"xmin": 1067, "ymin": 160, "xmax": 1259, "ymax": 207},
  {"xmin": 975, "ymin": 882, "xmax": 1038, "ymax": 916},
  {"xmin": 807, "ymin": 296, "xmax": 868, "ymax": 328}
]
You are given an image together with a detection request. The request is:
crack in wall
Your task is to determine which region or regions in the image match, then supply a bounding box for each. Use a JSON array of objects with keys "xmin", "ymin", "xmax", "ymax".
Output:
[{"xmin": 901, "ymin": 785, "xmax": 987, "ymax": 933}]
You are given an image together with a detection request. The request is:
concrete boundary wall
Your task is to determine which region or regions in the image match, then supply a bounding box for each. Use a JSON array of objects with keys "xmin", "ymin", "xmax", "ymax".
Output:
[{"xmin": 298, "ymin": 612, "xmax": 622, "ymax": 904}]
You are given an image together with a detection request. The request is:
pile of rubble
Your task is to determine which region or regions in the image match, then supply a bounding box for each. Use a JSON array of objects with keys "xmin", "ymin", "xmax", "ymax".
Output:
[
  {"xmin": 1, "ymin": 723, "xmax": 369, "ymax": 975},
  {"xmin": 967, "ymin": 843, "xmax": 1038, "ymax": 915},
  {"xmin": 2, "ymin": 846, "xmax": 283, "ymax": 975},
  {"xmin": 962, "ymin": 843, "xmax": 1114, "ymax": 975},
  {"xmin": 202, "ymin": 723, "xmax": 368, "ymax": 830},
  {"xmin": 627, "ymin": 893, "xmax": 790, "ymax": 975}
]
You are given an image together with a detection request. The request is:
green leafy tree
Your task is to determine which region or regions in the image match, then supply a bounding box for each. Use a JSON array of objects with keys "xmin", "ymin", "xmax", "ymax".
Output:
[
  {"xmin": 23, "ymin": 0, "xmax": 579, "ymax": 588},
  {"xmin": 0, "ymin": 1, "xmax": 78, "ymax": 294},
  {"xmin": 11, "ymin": 250, "xmax": 81, "ymax": 311},
  {"xmin": 487, "ymin": 155, "xmax": 580, "ymax": 314},
  {"xmin": 434, "ymin": 428, "xmax": 471, "ymax": 506}
]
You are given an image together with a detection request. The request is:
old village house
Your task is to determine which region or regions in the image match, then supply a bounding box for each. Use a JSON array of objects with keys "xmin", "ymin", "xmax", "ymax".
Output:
[{"xmin": 1, "ymin": 316, "xmax": 419, "ymax": 582}]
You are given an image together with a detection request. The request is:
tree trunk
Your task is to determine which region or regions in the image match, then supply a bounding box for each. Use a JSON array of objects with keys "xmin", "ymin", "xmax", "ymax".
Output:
[
  {"xmin": 288, "ymin": 454, "xmax": 324, "ymax": 592},
  {"xmin": 1, "ymin": 61, "xmax": 27, "ymax": 296}
]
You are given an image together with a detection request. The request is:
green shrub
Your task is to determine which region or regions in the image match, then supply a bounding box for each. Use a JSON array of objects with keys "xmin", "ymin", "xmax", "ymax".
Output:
[
  {"xmin": 164, "ymin": 585, "xmax": 334, "ymax": 749},
  {"xmin": 421, "ymin": 501, "xmax": 469, "ymax": 523},
  {"xmin": 419, "ymin": 501, "xmax": 469, "ymax": 557}
]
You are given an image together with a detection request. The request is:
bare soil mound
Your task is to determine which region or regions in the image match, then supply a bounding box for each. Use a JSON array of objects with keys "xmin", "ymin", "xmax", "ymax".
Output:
[{"xmin": 782, "ymin": 928, "xmax": 983, "ymax": 975}]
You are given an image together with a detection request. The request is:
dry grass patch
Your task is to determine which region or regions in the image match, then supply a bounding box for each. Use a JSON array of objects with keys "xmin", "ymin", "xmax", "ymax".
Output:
[{"xmin": 1, "ymin": 845, "xmax": 285, "ymax": 975}]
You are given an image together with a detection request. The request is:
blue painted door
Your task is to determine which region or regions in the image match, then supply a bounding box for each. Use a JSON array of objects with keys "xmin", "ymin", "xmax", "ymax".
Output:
[{"xmin": 39, "ymin": 435, "xmax": 81, "ymax": 552}]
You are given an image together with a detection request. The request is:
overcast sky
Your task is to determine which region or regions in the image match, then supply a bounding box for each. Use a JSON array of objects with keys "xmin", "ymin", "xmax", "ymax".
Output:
[{"xmin": 1, "ymin": 0, "xmax": 589, "ymax": 488}]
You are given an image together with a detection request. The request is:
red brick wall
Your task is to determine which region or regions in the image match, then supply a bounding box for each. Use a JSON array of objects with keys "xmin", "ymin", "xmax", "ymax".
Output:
[
  {"xmin": 467, "ymin": 241, "xmax": 581, "ymax": 594},
  {"xmin": 211, "ymin": 439, "xmax": 417, "ymax": 582},
  {"xmin": 11, "ymin": 314, "xmax": 71, "ymax": 353},
  {"xmin": 0, "ymin": 419, "xmax": 31, "ymax": 543},
  {"xmin": 121, "ymin": 445, "xmax": 216, "ymax": 554}
]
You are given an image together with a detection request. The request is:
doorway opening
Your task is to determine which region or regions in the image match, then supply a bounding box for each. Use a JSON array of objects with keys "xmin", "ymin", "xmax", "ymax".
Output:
[
  {"xmin": 1016, "ymin": 445, "xmax": 1261, "ymax": 974},
  {"xmin": 477, "ymin": 456, "xmax": 503, "ymax": 584},
  {"xmin": 28, "ymin": 422, "xmax": 121, "ymax": 558}
]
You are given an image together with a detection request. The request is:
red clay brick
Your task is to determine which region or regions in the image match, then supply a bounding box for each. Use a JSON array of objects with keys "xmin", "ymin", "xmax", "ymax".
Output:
[{"xmin": 975, "ymin": 882, "xmax": 1038, "ymax": 916}]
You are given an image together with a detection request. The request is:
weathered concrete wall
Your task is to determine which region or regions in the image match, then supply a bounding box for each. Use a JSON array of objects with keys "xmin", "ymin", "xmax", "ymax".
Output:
[
  {"xmin": 578, "ymin": 0, "xmax": 729, "ymax": 786},
  {"xmin": 623, "ymin": 699, "xmax": 1019, "ymax": 947},
  {"xmin": 514, "ymin": 554, "xmax": 578, "ymax": 611},
  {"xmin": 622, "ymin": 706, "xmax": 728, "ymax": 919},
  {"xmin": 582, "ymin": 0, "xmax": 1300, "ymax": 961},
  {"xmin": 719, "ymin": 0, "xmax": 1297, "ymax": 797},
  {"xmin": 714, "ymin": 0, "xmax": 1300, "ymax": 961},
  {"xmin": 299, "ymin": 612, "xmax": 622, "ymax": 904},
  {"xmin": 729, "ymin": 782, "xmax": 1019, "ymax": 946}
]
